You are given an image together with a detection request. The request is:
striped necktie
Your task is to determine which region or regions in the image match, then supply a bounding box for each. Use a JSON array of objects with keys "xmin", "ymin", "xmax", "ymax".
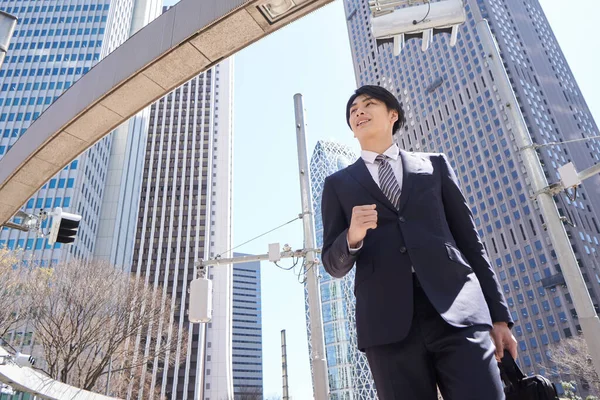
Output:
[{"xmin": 376, "ymin": 154, "xmax": 401, "ymax": 210}]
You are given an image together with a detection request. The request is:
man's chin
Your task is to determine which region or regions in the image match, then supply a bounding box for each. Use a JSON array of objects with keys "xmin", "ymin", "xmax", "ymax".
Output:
[{"xmin": 354, "ymin": 128, "xmax": 373, "ymax": 138}]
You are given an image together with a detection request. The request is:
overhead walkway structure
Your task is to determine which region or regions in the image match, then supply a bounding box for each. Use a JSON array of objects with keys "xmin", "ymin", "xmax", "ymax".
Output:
[{"xmin": 0, "ymin": 0, "xmax": 334, "ymax": 226}]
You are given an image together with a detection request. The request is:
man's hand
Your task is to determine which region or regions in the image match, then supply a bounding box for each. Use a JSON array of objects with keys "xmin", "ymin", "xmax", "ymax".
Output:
[
  {"xmin": 490, "ymin": 322, "xmax": 518, "ymax": 362},
  {"xmin": 347, "ymin": 205, "xmax": 378, "ymax": 247}
]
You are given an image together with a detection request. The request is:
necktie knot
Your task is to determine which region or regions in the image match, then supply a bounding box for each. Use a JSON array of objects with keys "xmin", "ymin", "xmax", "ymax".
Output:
[{"xmin": 375, "ymin": 154, "xmax": 388, "ymax": 164}]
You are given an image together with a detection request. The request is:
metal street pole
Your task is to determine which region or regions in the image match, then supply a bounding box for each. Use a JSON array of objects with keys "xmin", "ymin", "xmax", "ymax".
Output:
[
  {"xmin": 0, "ymin": 11, "xmax": 17, "ymax": 70},
  {"xmin": 293, "ymin": 93, "xmax": 330, "ymax": 400},
  {"xmin": 281, "ymin": 329, "xmax": 290, "ymax": 400},
  {"xmin": 476, "ymin": 19, "xmax": 600, "ymax": 375}
]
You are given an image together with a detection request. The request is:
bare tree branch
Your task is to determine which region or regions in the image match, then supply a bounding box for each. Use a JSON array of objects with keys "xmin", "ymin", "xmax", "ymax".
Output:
[
  {"xmin": 8, "ymin": 257, "xmax": 188, "ymax": 396},
  {"xmin": 0, "ymin": 247, "xmax": 29, "ymax": 339},
  {"xmin": 548, "ymin": 335, "xmax": 600, "ymax": 396}
]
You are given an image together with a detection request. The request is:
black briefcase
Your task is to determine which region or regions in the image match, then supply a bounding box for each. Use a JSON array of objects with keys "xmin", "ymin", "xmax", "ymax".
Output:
[{"xmin": 498, "ymin": 352, "xmax": 560, "ymax": 400}]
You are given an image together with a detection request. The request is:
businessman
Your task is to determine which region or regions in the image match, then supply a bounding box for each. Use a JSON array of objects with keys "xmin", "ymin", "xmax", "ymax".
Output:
[{"xmin": 321, "ymin": 85, "xmax": 517, "ymax": 399}]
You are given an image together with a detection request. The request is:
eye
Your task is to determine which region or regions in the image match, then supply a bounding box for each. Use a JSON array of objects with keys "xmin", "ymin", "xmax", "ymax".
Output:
[{"xmin": 365, "ymin": 102, "xmax": 373, "ymax": 107}]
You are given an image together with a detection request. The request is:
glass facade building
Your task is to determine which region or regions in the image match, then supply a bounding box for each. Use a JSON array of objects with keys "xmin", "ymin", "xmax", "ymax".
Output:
[
  {"xmin": 0, "ymin": 0, "xmax": 162, "ymax": 265},
  {"xmin": 0, "ymin": 0, "xmax": 124, "ymax": 263},
  {"xmin": 232, "ymin": 253, "xmax": 264, "ymax": 398},
  {"xmin": 0, "ymin": 0, "xmax": 160, "ymax": 362},
  {"xmin": 344, "ymin": 0, "xmax": 600, "ymax": 380},
  {"xmin": 305, "ymin": 140, "xmax": 378, "ymax": 400}
]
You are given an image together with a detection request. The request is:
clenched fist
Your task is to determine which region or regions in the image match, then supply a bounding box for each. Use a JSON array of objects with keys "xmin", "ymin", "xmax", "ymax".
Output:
[{"xmin": 347, "ymin": 204, "xmax": 378, "ymax": 247}]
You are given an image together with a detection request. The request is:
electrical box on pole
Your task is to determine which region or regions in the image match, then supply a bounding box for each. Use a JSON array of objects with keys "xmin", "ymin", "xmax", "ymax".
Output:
[
  {"xmin": 268, "ymin": 243, "xmax": 281, "ymax": 262},
  {"xmin": 557, "ymin": 162, "xmax": 581, "ymax": 189},
  {"xmin": 189, "ymin": 275, "xmax": 213, "ymax": 323},
  {"xmin": 47, "ymin": 207, "xmax": 81, "ymax": 245}
]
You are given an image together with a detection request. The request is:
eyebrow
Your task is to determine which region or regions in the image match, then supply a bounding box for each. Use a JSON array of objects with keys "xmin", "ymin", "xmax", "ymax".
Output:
[{"xmin": 350, "ymin": 96, "xmax": 374, "ymax": 111}]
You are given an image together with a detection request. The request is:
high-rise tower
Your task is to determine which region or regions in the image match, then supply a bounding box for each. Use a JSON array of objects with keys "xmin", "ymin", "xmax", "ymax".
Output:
[
  {"xmin": 343, "ymin": 0, "xmax": 600, "ymax": 378},
  {"xmin": 130, "ymin": 58, "xmax": 234, "ymax": 399}
]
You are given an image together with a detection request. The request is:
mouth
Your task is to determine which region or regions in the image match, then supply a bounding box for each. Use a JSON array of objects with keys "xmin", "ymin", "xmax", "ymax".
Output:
[{"xmin": 356, "ymin": 119, "xmax": 370, "ymax": 128}]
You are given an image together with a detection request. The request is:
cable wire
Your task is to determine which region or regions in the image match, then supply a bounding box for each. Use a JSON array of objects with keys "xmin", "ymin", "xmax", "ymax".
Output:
[
  {"xmin": 413, "ymin": 0, "xmax": 430, "ymax": 25},
  {"xmin": 535, "ymin": 135, "xmax": 600, "ymax": 148},
  {"xmin": 215, "ymin": 216, "xmax": 300, "ymax": 259},
  {"xmin": 297, "ymin": 258, "xmax": 319, "ymax": 284}
]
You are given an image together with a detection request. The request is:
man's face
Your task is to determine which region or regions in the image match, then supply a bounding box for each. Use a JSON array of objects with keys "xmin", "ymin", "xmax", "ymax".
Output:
[{"xmin": 348, "ymin": 95, "xmax": 398, "ymax": 142}]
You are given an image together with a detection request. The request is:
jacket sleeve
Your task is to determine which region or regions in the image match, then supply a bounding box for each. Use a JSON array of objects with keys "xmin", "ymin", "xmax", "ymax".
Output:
[
  {"xmin": 439, "ymin": 153, "xmax": 513, "ymax": 327},
  {"xmin": 321, "ymin": 175, "xmax": 359, "ymax": 278}
]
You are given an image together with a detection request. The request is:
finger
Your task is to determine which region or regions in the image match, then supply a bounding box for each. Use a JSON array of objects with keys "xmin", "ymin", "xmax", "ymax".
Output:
[
  {"xmin": 509, "ymin": 339, "xmax": 518, "ymax": 360},
  {"xmin": 353, "ymin": 204, "xmax": 377, "ymax": 212},
  {"xmin": 490, "ymin": 334, "xmax": 502, "ymax": 361},
  {"xmin": 354, "ymin": 212, "xmax": 378, "ymax": 221},
  {"xmin": 366, "ymin": 223, "xmax": 377, "ymax": 230},
  {"xmin": 357, "ymin": 215, "xmax": 378, "ymax": 223},
  {"xmin": 495, "ymin": 345, "xmax": 503, "ymax": 362},
  {"xmin": 354, "ymin": 208, "xmax": 378, "ymax": 216},
  {"xmin": 356, "ymin": 216, "xmax": 377, "ymax": 225}
]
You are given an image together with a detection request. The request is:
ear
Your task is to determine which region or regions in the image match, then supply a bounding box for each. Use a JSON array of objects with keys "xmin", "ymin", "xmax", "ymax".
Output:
[{"xmin": 390, "ymin": 110, "xmax": 399, "ymax": 124}]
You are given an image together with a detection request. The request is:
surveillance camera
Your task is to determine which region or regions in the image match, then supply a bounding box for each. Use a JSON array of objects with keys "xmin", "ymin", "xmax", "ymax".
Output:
[
  {"xmin": 371, "ymin": 0, "xmax": 466, "ymax": 54},
  {"xmin": 14, "ymin": 352, "xmax": 35, "ymax": 367}
]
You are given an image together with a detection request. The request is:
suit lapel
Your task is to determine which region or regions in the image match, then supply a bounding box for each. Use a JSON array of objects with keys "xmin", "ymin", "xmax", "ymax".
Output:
[{"xmin": 347, "ymin": 158, "xmax": 397, "ymax": 214}]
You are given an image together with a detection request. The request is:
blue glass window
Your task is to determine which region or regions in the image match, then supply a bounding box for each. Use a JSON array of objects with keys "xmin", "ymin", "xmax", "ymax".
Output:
[
  {"xmin": 553, "ymin": 297, "xmax": 562, "ymax": 307},
  {"xmin": 514, "ymin": 325, "xmax": 523, "ymax": 337},
  {"xmin": 519, "ymin": 340, "xmax": 527, "ymax": 351}
]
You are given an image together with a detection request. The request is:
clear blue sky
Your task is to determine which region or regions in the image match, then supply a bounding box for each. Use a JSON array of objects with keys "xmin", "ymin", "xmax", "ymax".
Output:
[{"xmin": 163, "ymin": 0, "xmax": 599, "ymax": 398}]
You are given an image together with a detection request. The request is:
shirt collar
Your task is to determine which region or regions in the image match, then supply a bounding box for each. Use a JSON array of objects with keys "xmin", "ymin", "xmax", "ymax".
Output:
[{"xmin": 361, "ymin": 143, "xmax": 400, "ymax": 164}]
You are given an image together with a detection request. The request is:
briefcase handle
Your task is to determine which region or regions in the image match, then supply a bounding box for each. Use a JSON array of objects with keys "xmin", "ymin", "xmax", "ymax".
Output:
[{"xmin": 498, "ymin": 351, "xmax": 526, "ymax": 386}]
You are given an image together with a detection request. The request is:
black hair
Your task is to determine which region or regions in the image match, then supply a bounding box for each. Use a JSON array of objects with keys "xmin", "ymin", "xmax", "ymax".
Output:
[{"xmin": 346, "ymin": 85, "xmax": 406, "ymax": 134}]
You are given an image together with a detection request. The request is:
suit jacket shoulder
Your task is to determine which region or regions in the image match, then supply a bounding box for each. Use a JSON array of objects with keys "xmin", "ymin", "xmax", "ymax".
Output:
[{"xmin": 325, "ymin": 158, "xmax": 361, "ymax": 185}]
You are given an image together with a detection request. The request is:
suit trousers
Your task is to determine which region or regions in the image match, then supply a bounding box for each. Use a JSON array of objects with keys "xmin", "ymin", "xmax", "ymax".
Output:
[{"xmin": 364, "ymin": 275, "xmax": 505, "ymax": 400}]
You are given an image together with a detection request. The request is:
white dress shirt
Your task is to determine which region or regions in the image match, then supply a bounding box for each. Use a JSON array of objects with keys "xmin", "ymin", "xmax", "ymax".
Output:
[{"xmin": 348, "ymin": 143, "xmax": 403, "ymax": 253}]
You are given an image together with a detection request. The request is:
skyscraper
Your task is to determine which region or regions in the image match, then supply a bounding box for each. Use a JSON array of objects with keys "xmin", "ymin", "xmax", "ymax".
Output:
[
  {"xmin": 129, "ymin": 57, "xmax": 234, "ymax": 399},
  {"xmin": 306, "ymin": 140, "xmax": 378, "ymax": 400},
  {"xmin": 93, "ymin": 0, "xmax": 163, "ymax": 269},
  {"xmin": 0, "ymin": 0, "xmax": 160, "ymax": 360},
  {"xmin": 232, "ymin": 253, "xmax": 264, "ymax": 398},
  {"xmin": 0, "ymin": 0, "xmax": 161, "ymax": 265},
  {"xmin": 344, "ymin": 0, "xmax": 600, "ymax": 379}
]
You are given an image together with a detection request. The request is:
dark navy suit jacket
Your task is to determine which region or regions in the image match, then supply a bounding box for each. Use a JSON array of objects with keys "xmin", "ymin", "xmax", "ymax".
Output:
[{"xmin": 321, "ymin": 149, "xmax": 512, "ymax": 351}]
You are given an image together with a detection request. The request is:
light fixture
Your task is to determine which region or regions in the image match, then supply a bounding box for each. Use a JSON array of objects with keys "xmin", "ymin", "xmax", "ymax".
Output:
[{"xmin": 258, "ymin": 0, "xmax": 310, "ymax": 23}]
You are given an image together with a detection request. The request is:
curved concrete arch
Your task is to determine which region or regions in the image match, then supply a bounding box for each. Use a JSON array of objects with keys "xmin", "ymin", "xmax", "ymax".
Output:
[{"xmin": 0, "ymin": 0, "xmax": 333, "ymax": 225}]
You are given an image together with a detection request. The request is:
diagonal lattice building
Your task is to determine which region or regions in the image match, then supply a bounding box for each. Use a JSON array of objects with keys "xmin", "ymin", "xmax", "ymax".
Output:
[{"xmin": 304, "ymin": 140, "xmax": 378, "ymax": 399}]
